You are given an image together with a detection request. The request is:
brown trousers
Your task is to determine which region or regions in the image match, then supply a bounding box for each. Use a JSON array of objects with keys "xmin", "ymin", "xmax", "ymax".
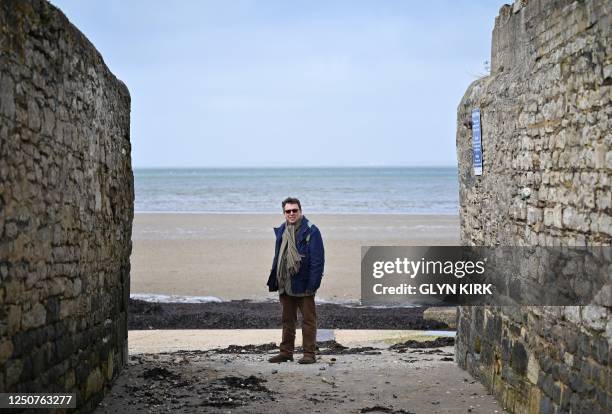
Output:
[{"xmin": 279, "ymin": 294, "xmax": 317, "ymax": 357}]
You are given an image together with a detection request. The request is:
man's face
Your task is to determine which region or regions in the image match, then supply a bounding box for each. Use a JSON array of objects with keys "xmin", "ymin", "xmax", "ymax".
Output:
[{"xmin": 283, "ymin": 203, "xmax": 302, "ymax": 224}]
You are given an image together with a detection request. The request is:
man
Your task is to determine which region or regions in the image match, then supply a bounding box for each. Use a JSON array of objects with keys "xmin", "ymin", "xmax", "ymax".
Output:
[{"xmin": 266, "ymin": 197, "xmax": 325, "ymax": 364}]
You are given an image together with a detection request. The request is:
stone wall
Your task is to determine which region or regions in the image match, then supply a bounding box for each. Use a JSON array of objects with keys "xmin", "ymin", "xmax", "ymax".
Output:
[
  {"xmin": 455, "ymin": 0, "xmax": 610, "ymax": 413},
  {"xmin": 0, "ymin": 0, "xmax": 133, "ymax": 412}
]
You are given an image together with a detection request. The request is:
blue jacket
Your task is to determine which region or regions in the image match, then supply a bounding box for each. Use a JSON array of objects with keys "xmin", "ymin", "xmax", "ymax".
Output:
[{"xmin": 267, "ymin": 216, "xmax": 325, "ymax": 294}]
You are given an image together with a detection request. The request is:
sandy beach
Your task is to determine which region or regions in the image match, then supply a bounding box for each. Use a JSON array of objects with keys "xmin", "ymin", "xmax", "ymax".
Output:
[{"xmin": 130, "ymin": 213, "xmax": 459, "ymax": 301}]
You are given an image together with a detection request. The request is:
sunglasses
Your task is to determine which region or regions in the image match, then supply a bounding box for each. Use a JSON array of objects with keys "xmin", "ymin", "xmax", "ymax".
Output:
[{"xmin": 284, "ymin": 209, "xmax": 299, "ymax": 214}]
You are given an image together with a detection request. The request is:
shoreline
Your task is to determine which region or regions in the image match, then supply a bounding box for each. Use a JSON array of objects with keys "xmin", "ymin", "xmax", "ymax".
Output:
[
  {"xmin": 130, "ymin": 213, "xmax": 460, "ymax": 301},
  {"xmin": 129, "ymin": 293, "xmax": 424, "ymax": 307}
]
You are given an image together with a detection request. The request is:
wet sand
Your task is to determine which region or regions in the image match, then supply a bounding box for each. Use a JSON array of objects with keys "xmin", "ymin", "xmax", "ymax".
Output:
[
  {"xmin": 130, "ymin": 213, "xmax": 460, "ymax": 302},
  {"xmin": 127, "ymin": 298, "xmax": 451, "ymax": 330}
]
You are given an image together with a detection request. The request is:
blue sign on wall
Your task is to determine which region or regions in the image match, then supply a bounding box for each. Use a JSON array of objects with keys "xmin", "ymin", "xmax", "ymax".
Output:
[{"xmin": 472, "ymin": 109, "xmax": 483, "ymax": 176}]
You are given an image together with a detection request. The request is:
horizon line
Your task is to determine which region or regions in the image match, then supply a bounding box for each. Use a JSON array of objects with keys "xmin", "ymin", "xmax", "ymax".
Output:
[{"xmin": 132, "ymin": 164, "xmax": 459, "ymax": 169}]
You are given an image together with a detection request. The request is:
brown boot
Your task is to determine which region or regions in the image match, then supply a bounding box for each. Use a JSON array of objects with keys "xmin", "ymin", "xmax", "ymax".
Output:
[
  {"xmin": 268, "ymin": 354, "xmax": 293, "ymax": 363},
  {"xmin": 297, "ymin": 355, "xmax": 316, "ymax": 364}
]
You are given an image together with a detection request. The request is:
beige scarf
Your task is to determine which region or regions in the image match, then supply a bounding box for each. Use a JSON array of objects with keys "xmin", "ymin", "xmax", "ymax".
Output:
[{"xmin": 276, "ymin": 219, "xmax": 303, "ymax": 290}]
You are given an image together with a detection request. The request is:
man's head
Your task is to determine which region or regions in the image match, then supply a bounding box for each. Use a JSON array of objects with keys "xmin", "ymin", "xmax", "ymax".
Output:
[{"xmin": 282, "ymin": 197, "xmax": 302, "ymax": 225}]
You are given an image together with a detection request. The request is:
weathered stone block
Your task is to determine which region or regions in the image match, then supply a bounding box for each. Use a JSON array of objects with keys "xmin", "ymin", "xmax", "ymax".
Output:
[
  {"xmin": 568, "ymin": 367, "xmax": 596, "ymax": 394},
  {"xmin": 581, "ymin": 305, "xmax": 607, "ymax": 332},
  {"xmin": 527, "ymin": 207, "xmax": 543, "ymax": 225},
  {"xmin": 21, "ymin": 302, "xmax": 46, "ymax": 330},
  {"xmin": 538, "ymin": 394, "xmax": 554, "ymax": 414},
  {"xmin": 30, "ymin": 347, "xmax": 46, "ymax": 378},
  {"xmin": 592, "ymin": 336, "xmax": 609, "ymax": 366},
  {"xmin": 593, "ymin": 143, "xmax": 606, "ymax": 168},
  {"xmin": 26, "ymin": 98, "xmax": 42, "ymax": 132},
  {"xmin": 0, "ymin": 74, "xmax": 16, "ymax": 118},
  {"xmin": 7, "ymin": 305, "xmax": 22, "ymax": 334},
  {"xmin": 598, "ymin": 214, "xmax": 612, "ymax": 237},
  {"xmin": 551, "ymin": 361, "xmax": 570, "ymax": 384},
  {"xmin": 5, "ymin": 358, "xmax": 23, "ymax": 387},
  {"xmin": 526, "ymin": 353, "xmax": 540, "ymax": 384},
  {"xmin": 0, "ymin": 339, "xmax": 14, "ymax": 365},
  {"xmin": 85, "ymin": 367, "xmax": 104, "ymax": 400},
  {"xmin": 543, "ymin": 207, "xmax": 555, "ymax": 226},
  {"xmin": 595, "ymin": 190, "xmax": 611, "ymax": 210},
  {"xmin": 562, "ymin": 207, "xmax": 590, "ymax": 232},
  {"xmin": 510, "ymin": 342, "xmax": 528, "ymax": 375}
]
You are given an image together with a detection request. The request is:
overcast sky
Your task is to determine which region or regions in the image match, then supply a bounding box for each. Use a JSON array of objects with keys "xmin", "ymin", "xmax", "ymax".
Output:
[{"xmin": 50, "ymin": 0, "xmax": 501, "ymax": 168}]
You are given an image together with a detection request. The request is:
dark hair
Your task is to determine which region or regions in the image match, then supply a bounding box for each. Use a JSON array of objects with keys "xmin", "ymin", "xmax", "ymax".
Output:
[{"xmin": 282, "ymin": 197, "xmax": 301, "ymax": 210}]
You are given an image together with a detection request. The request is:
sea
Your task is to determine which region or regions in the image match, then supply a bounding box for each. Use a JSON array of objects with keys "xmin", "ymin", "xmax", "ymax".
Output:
[{"xmin": 134, "ymin": 167, "xmax": 459, "ymax": 215}]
